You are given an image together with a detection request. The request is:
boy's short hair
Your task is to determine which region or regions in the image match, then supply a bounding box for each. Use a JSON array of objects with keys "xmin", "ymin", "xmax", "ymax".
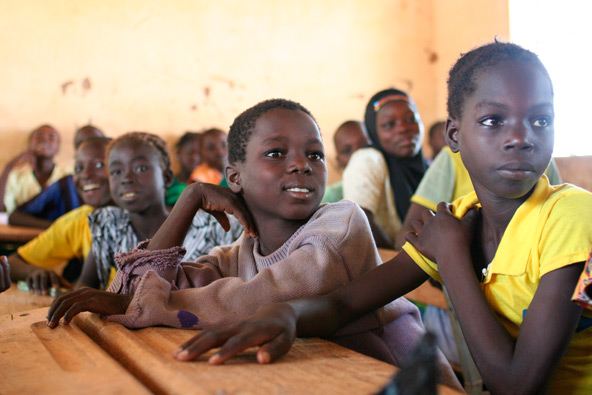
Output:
[
  {"xmin": 175, "ymin": 131, "xmax": 201, "ymax": 153},
  {"xmin": 107, "ymin": 132, "xmax": 171, "ymax": 172},
  {"xmin": 228, "ymin": 98, "xmax": 316, "ymax": 164},
  {"xmin": 447, "ymin": 41, "xmax": 551, "ymax": 120}
]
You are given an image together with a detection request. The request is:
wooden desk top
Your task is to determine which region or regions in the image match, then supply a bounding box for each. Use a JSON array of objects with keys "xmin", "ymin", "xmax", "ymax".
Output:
[
  {"xmin": 0, "ymin": 308, "xmax": 150, "ymax": 394},
  {"xmin": 1, "ymin": 308, "xmax": 463, "ymax": 394},
  {"xmin": 0, "ymin": 223, "xmax": 43, "ymax": 243},
  {"xmin": 73, "ymin": 312, "xmax": 399, "ymax": 394},
  {"xmin": 0, "ymin": 283, "xmax": 54, "ymax": 316}
]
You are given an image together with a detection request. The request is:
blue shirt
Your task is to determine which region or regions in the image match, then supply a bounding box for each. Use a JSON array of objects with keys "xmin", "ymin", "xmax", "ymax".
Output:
[{"xmin": 17, "ymin": 175, "xmax": 81, "ymax": 221}]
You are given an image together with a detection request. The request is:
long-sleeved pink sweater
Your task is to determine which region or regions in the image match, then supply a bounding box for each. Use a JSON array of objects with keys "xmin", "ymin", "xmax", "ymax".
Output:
[{"xmin": 106, "ymin": 201, "xmax": 427, "ymax": 362}]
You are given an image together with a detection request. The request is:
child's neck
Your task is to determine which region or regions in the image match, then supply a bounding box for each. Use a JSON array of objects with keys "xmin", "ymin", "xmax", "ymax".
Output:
[
  {"xmin": 32, "ymin": 156, "xmax": 55, "ymax": 188},
  {"xmin": 474, "ymin": 187, "xmax": 533, "ymax": 264},
  {"xmin": 255, "ymin": 216, "xmax": 311, "ymax": 256},
  {"xmin": 128, "ymin": 204, "xmax": 169, "ymax": 241}
]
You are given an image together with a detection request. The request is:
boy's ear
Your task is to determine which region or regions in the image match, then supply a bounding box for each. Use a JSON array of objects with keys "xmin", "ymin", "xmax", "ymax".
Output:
[
  {"xmin": 163, "ymin": 168, "xmax": 174, "ymax": 188},
  {"xmin": 445, "ymin": 118, "xmax": 460, "ymax": 153},
  {"xmin": 225, "ymin": 164, "xmax": 242, "ymax": 193}
]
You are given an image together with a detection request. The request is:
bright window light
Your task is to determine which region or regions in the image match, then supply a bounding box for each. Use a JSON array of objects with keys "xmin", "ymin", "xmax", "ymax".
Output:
[{"xmin": 510, "ymin": 0, "xmax": 592, "ymax": 157}]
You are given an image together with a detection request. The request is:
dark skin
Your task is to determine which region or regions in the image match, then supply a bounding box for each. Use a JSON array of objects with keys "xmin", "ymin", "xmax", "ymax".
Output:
[
  {"xmin": 167, "ymin": 62, "xmax": 585, "ymax": 394},
  {"xmin": 358, "ymin": 100, "xmax": 422, "ymax": 249},
  {"xmin": 6, "ymin": 139, "xmax": 112, "ymax": 295},
  {"xmin": 0, "ymin": 256, "xmax": 10, "ymax": 293},
  {"xmin": 47, "ymin": 108, "xmax": 326, "ymax": 328},
  {"xmin": 0, "ymin": 125, "xmax": 60, "ymax": 211}
]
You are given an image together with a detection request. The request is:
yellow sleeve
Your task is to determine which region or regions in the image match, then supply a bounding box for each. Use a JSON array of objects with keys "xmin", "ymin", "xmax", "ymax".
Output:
[
  {"xmin": 17, "ymin": 206, "xmax": 93, "ymax": 269},
  {"xmin": 539, "ymin": 191, "xmax": 592, "ymax": 277},
  {"xmin": 402, "ymin": 242, "xmax": 442, "ymax": 282}
]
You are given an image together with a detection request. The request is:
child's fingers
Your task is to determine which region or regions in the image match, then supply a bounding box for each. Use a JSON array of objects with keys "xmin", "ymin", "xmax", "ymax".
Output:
[
  {"xmin": 254, "ymin": 330, "xmax": 295, "ymax": 364},
  {"xmin": 174, "ymin": 327, "xmax": 239, "ymax": 361},
  {"xmin": 47, "ymin": 289, "xmax": 85, "ymax": 327},
  {"xmin": 0, "ymin": 256, "xmax": 10, "ymax": 292},
  {"xmin": 209, "ymin": 211, "xmax": 231, "ymax": 232}
]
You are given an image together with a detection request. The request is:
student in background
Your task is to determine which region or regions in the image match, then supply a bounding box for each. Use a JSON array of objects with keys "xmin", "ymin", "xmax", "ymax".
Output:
[
  {"xmin": 76, "ymin": 132, "xmax": 243, "ymax": 290},
  {"xmin": 48, "ymin": 99, "xmax": 460, "ymax": 390},
  {"xmin": 189, "ymin": 128, "xmax": 228, "ymax": 185},
  {"xmin": 6, "ymin": 137, "xmax": 112, "ymax": 294},
  {"xmin": 426, "ymin": 121, "xmax": 446, "ymax": 162},
  {"xmin": 154, "ymin": 42, "xmax": 592, "ymax": 395},
  {"xmin": 321, "ymin": 120, "xmax": 369, "ymax": 204},
  {"xmin": 343, "ymin": 89, "xmax": 427, "ymax": 249},
  {"xmin": 1, "ymin": 125, "xmax": 70, "ymax": 213},
  {"xmin": 166, "ymin": 131, "xmax": 202, "ymax": 207},
  {"xmin": 9, "ymin": 125, "xmax": 106, "ymax": 228}
]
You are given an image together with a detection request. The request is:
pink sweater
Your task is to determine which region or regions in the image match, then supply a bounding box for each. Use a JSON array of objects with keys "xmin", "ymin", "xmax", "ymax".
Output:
[{"xmin": 107, "ymin": 200, "xmax": 422, "ymax": 345}]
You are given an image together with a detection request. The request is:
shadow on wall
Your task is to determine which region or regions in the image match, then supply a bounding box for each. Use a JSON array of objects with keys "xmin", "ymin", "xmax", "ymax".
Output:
[{"xmin": 554, "ymin": 156, "xmax": 592, "ymax": 192}]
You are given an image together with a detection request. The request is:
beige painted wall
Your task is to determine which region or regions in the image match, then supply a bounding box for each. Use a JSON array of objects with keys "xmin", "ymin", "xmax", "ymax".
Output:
[{"xmin": 0, "ymin": 0, "xmax": 509, "ymax": 182}]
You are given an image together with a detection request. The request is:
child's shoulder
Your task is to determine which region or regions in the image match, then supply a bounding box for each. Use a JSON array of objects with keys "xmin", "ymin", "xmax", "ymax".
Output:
[{"xmin": 304, "ymin": 200, "xmax": 369, "ymax": 239}]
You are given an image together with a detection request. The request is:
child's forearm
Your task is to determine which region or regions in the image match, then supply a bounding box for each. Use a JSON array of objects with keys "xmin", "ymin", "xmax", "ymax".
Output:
[
  {"xmin": 6, "ymin": 253, "xmax": 36, "ymax": 282},
  {"xmin": 148, "ymin": 184, "xmax": 204, "ymax": 251},
  {"xmin": 9, "ymin": 211, "xmax": 52, "ymax": 229}
]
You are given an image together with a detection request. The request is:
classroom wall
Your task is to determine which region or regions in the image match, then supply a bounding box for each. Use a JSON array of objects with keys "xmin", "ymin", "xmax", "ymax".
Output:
[{"xmin": 0, "ymin": 0, "xmax": 509, "ymax": 182}]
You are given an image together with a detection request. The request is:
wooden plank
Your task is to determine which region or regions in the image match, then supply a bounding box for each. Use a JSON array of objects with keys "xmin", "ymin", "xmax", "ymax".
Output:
[
  {"xmin": 73, "ymin": 313, "xmax": 462, "ymax": 395},
  {"xmin": 0, "ymin": 308, "xmax": 150, "ymax": 394},
  {"xmin": 0, "ymin": 283, "xmax": 54, "ymax": 315},
  {"xmin": 0, "ymin": 224, "xmax": 43, "ymax": 243},
  {"xmin": 378, "ymin": 248, "xmax": 448, "ymax": 310}
]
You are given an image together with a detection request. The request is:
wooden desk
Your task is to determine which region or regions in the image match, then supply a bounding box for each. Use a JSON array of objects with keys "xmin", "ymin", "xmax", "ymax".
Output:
[
  {"xmin": 0, "ymin": 283, "xmax": 54, "ymax": 316},
  {"xmin": 0, "ymin": 308, "xmax": 150, "ymax": 394},
  {"xmin": 1, "ymin": 308, "xmax": 463, "ymax": 394},
  {"xmin": 378, "ymin": 248, "xmax": 448, "ymax": 310},
  {"xmin": 0, "ymin": 224, "xmax": 43, "ymax": 243}
]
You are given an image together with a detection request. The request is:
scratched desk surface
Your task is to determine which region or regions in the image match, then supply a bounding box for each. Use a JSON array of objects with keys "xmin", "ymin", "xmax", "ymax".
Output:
[{"xmin": 0, "ymin": 308, "xmax": 150, "ymax": 394}]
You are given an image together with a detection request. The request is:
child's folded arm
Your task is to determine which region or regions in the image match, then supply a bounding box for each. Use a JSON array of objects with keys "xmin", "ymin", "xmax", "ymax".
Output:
[{"xmin": 107, "ymin": 239, "xmax": 357, "ymax": 329}]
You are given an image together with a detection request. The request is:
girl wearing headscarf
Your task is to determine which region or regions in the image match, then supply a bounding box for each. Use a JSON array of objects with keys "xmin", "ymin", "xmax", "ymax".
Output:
[{"xmin": 342, "ymin": 88, "xmax": 427, "ymax": 249}]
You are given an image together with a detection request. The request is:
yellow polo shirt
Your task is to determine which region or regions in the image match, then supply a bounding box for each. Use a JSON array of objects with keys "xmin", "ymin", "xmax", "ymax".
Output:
[
  {"xmin": 17, "ymin": 205, "xmax": 93, "ymax": 269},
  {"xmin": 403, "ymin": 176, "xmax": 592, "ymax": 394}
]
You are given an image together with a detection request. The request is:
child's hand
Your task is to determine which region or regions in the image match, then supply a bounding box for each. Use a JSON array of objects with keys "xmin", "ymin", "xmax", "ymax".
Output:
[
  {"xmin": 46, "ymin": 287, "xmax": 132, "ymax": 328},
  {"xmin": 405, "ymin": 202, "xmax": 479, "ymax": 263},
  {"xmin": 26, "ymin": 267, "xmax": 70, "ymax": 296},
  {"xmin": 193, "ymin": 183, "xmax": 257, "ymax": 239},
  {"xmin": 0, "ymin": 256, "xmax": 10, "ymax": 293},
  {"xmin": 173, "ymin": 303, "xmax": 297, "ymax": 364}
]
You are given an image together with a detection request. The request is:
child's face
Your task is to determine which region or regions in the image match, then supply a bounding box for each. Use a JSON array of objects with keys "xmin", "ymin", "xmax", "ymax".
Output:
[
  {"xmin": 178, "ymin": 138, "xmax": 201, "ymax": 173},
  {"xmin": 108, "ymin": 140, "xmax": 171, "ymax": 213},
  {"xmin": 450, "ymin": 61, "xmax": 554, "ymax": 200},
  {"xmin": 29, "ymin": 126, "xmax": 59, "ymax": 158},
  {"xmin": 73, "ymin": 141, "xmax": 111, "ymax": 207},
  {"xmin": 229, "ymin": 108, "xmax": 327, "ymax": 225},
  {"xmin": 335, "ymin": 123, "xmax": 369, "ymax": 169},
  {"xmin": 375, "ymin": 101, "xmax": 422, "ymax": 158},
  {"xmin": 201, "ymin": 132, "xmax": 228, "ymax": 172}
]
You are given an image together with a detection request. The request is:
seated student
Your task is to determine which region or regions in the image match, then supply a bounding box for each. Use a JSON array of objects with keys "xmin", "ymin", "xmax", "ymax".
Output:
[
  {"xmin": 189, "ymin": 128, "xmax": 228, "ymax": 185},
  {"xmin": 166, "ymin": 132, "xmax": 202, "ymax": 207},
  {"xmin": 343, "ymin": 89, "xmax": 428, "ymax": 249},
  {"xmin": 135, "ymin": 43, "xmax": 592, "ymax": 395},
  {"xmin": 47, "ymin": 99, "xmax": 461, "ymax": 390},
  {"xmin": 1, "ymin": 124, "xmax": 70, "ymax": 213},
  {"xmin": 321, "ymin": 120, "xmax": 370, "ymax": 204},
  {"xmin": 9, "ymin": 125, "xmax": 106, "ymax": 228},
  {"xmin": 76, "ymin": 132, "xmax": 243, "ymax": 290},
  {"xmin": 6, "ymin": 137, "xmax": 112, "ymax": 294},
  {"xmin": 426, "ymin": 120, "xmax": 446, "ymax": 162}
]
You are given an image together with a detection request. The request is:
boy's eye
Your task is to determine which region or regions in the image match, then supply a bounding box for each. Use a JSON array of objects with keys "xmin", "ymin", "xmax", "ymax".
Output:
[
  {"xmin": 94, "ymin": 161, "xmax": 104, "ymax": 169},
  {"xmin": 74, "ymin": 165, "xmax": 83, "ymax": 174},
  {"xmin": 479, "ymin": 117, "xmax": 503, "ymax": 127},
  {"xmin": 265, "ymin": 150, "xmax": 284, "ymax": 158},
  {"xmin": 134, "ymin": 164, "xmax": 149, "ymax": 172},
  {"xmin": 532, "ymin": 116, "xmax": 552, "ymax": 128},
  {"xmin": 381, "ymin": 122, "xmax": 395, "ymax": 130},
  {"xmin": 109, "ymin": 169, "xmax": 121, "ymax": 176},
  {"xmin": 308, "ymin": 152, "xmax": 325, "ymax": 161}
]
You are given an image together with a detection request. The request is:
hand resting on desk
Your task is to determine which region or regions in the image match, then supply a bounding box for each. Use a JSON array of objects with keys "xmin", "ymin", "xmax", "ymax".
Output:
[
  {"xmin": 46, "ymin": 287, "xmax": 132, "ymax": 328},
  {"xmin": 174, "ymin": 303, "xmax": 298, "ymax": 364}
]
